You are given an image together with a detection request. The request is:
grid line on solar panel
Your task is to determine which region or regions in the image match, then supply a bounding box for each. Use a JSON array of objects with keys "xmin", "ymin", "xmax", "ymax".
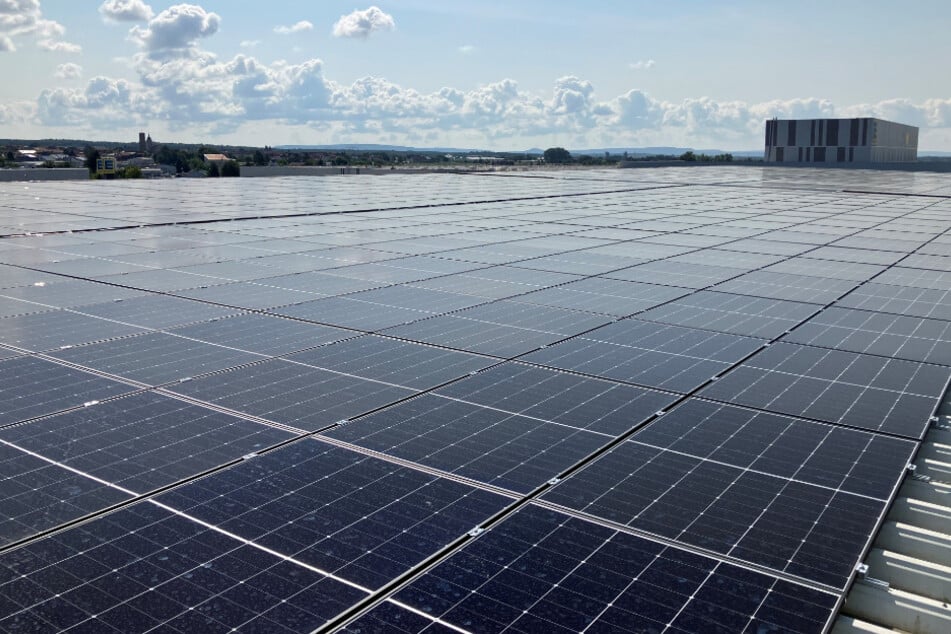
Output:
[
  {"xmin": 699, "ymin": 341, "xmax": 950, "ymax": 439},
  {"xmin": 344, "ymin": 504, "xmax": 840, "ymax": 634}
]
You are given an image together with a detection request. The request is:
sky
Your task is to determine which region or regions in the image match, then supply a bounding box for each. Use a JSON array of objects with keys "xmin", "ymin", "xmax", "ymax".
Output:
[{"xmin": 1, "ymin": 0, "xmax": 950, "ymax": 151}]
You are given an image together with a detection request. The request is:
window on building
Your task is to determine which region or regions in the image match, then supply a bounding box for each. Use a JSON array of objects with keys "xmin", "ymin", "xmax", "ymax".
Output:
[
  {"xmin": 775, "ymin": 147, "xmax": 784, "ymax": 162},
  {"xmin": 788, "ymin": 120, "xmax": 797, "ymax": 146},
  {"xmin": 862, "ymin": 119, "xmax": 868, "ymax": 146},
  {"xmin": 798, "ymin": 147, "xmax": 803, "ymax": 162},
  {"xmin": 850, "ymin": 119, "xmax": 860, "ymax": 146},
  {"xmin": 826, "ymin": 120, "xmax": 838, "ymax": 146},
  {"xmin": 849, "ymin": 147, "xmax": 854, "ymax": 162},
  {"xmin": 806, "ymin": 147, "xmax": 812, "ymax": 162},
  {"xmin": 837, "ymin": 147, "xmax": 846, "ymax": 162},
  {"xmin": 810, "ymin": 120, "xmax": 816, "ymax": 146},
  {"xmin": 814, "ymin": 147, "xmax": 826, "ymax": 162}
]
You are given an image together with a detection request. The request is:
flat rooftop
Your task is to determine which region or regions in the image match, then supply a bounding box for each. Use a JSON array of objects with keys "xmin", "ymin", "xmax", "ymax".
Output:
[{"xmin": 0, "ymin": 167, "xmax": 948, "ymax": 633}]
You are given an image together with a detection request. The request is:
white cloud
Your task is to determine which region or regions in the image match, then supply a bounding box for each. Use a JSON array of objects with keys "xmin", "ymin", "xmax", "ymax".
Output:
[
  {"xmin": 458, "ymin": 44, "xmax": 475, "ymax": 54},
  {"xmin": 130, "ymin": 3, "xmax": 219, "ymax": 57},
  {"xmin": 332, "ymin": 6, "xmax": 395, "ymax": 39},
  {"xmin": 239, "ymin": 39, "xmax": 259, "ymax": 48},
  {"xmin": 0, "ymin": 0, "xmax": 79, "ymax": 53},
  {"xmin": 99, "ymin": 0, "xmax": 153, "ymax": 22},
  {"xmin": 629, "ymin": 59, "xmax": 655, "ymax": 70},
  {"xmin": 54, "ymin": 62, "xmax": 82, "ymax": 79},
  {"xmin": 274, "ymin": 20, "xmax": 313, "ymax": 35},
  {"xmin": 37, "ymin": 38, "xmax": 81, "ymax": 53},
  {"xmin": 37, "ymin": 76, "xmax": 142, "ymax": 126}
]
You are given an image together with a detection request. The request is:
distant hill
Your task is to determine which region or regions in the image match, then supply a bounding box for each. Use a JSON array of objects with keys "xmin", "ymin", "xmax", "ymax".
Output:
[
  {"xmin": 274, "ymin": 143, "xmax": 495, "ymax": 153},
  {"xmin": 571, "ymin": 147, "xmax": 762, "ymax": 157}
]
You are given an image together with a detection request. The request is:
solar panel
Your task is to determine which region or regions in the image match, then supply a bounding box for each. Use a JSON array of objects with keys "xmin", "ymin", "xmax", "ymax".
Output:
[
  {"xmin": 167, "ymin": 359, "xmax": 416, "ymax": 431},
  {"xmin": 784, "ymin": 306, "xmax": 951, "ymax": 365},
  {"xmin": 349, "ymin": 505, "xmax": 840, "ymax": 633},
  {"xmin": 522, "ymin": 320, "xmax": 762, "ymax": 392},
  {"xmin": 699, "ymin": 342, "xmax": 949, "ymax": 439},
  {"xmin": 0, "ymin": 356, "xmax": 139, "ymax": 426},
  {"xmin": 49, "ymin": 332, "xmax": 264, "ymax": 386},
  {"xmin": 1, "ymin": 170, "xmax": 948, "ymax": 634}
]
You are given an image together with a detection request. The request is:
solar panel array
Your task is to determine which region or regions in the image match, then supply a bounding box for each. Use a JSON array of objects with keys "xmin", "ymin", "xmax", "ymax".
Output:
[{"xmin": 0, "ymin": 168, "xmax": 949, "ymax": 633}]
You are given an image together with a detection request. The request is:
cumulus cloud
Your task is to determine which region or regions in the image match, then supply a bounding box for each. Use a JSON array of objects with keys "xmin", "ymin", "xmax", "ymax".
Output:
[
  {"xmin": 130, "ymin": 3, "xmax": 219, "ymax": 57},
  {"xmin": 37, "ymin": 76, "xmax": 143, "ymax": 126},
  {"xmin": 99, "ymin": 0, "xmax": 153, "ymax": 22},
  {"xmin": 332, "ymin": 6, "xmax": 395, "ymax": 39},
  {"xmin": 239, "ymin": 39, "xmax": 259, "ymax": 48},
  {"xmin": 0, "ymin": 0, "xmax": 79, "ymax": 53},
  {"xmin": 54, "ymin": 62, "xmax": 82, "ymax": 79},
  {"xmin": 629, "ymin": 59, "xmax": 656, "ymax": 70},
  {"xmin": 274, "ymin": 20, "xmax": 312, "ymax": 35}
]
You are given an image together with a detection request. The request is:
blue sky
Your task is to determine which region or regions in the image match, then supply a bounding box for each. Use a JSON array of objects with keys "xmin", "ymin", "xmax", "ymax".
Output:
[{"xmin": 1, "ymin": 1, "xmax": 949, "ymax": 150}]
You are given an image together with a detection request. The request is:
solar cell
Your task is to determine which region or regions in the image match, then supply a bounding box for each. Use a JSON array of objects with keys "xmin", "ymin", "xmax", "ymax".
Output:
[
  {"xmin": 836, "ymin": 281, "xmax": 951, "ymax": 320},
  {"xmin": 75, "ymin": 295, "xmax": 242, "ymax": 329}
]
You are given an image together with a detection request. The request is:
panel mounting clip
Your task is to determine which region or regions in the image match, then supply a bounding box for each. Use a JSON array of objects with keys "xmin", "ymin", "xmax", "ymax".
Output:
[
  {"xmin": 547, "ymin": 478, "xmax": 561, "ymax": 486},
  {"xmin": 467, "ymin": 527, "xmax": 484, "ymax": 537}
]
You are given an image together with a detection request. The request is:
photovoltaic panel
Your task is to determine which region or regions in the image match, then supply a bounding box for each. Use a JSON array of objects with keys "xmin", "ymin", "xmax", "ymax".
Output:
[
  {"xmin": 522, "ymin": 320, "xmax": 762, "ymax": 392},
  {"xmin": 433, "ymin": 362, "xmax": 678, "ymax": 436},
  {"xmin": 324, "ymin": 394, "xmax": 611, "ymax": 493},
  {"xmin": 836, "ymin": 281, "xmax": 951, "ymax": 320},
  {"xmin": 156, "ymin": 440, "xmax": 511, "ymax": 589},
  {"xmin": 0, "ymin": 502, "xmax": 368, "ymax": 632},
  {"xmin": 2, "ymin": 172, "xmax": 949, "ymax": 634},
  {"xmin": 515, "ymin": 278, "xmax": 689, "ymax": 317},
  {"xmin": 0, "ymin": 356, "xmax": 138, "ymax": 426},
  {"xmin": 713, "ymin": 271, "xmax": 857, "ymax": 304},
  {"xmin": 542, "ymin": 436, "xmax": 890, "ymax": 588},
  {"xmin": 784, "ymin": 306, "xmax": 951, "ymax": 365},
  {"xmin": 637, "ymin": 290, "xmax": 818, "ymax": 338},
  {"xmin": 166, "ymin": 313, "xmax": 358, "ymax": 356},
  {"xmin": 699, "ymin": 342, "xmax": 950, "ymax": 438},
  {"xmin": 0, "ymin": 310, "xmax": 148, "ymax": 352},
  {"xmin": 630, "ymin": 399, "xmax": 917, "ymax": 499},
  {"xmin": 285, "ymin": 335, "xmax": 495, "ymax": 390},
  {"xmin": 0, "ymin": 392, "xmax": 293, "ymax": 492},
  {"xmin": 168, "ymin": 359, "xmax": 416, "ymax": 430},
  {"xmin": 75, "ymin": 295, "xmax": 242, "ymax": 329},
  {"xmin": 349, "ymin": 505, "xmax": 839, "ymax": 634},
  {"xmin": 0, "ymin": 443, "xmax": 133, "ymax": 546},
  {"xmin": 270, "ymin": 296, "xmax": 433, "ymax": 331},
  {"xmin": 49, "ymin": 332, "xmax": 264, "ymax": 386},
  {"xmin": 0, "ymin": 279, "xmax": 148, "ymax": 309}
]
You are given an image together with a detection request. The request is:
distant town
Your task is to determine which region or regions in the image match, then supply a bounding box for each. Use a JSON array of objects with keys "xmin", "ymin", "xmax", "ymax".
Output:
[{"xmin": 0, "ymin": 133, "xmax": 749, "ymax": 181}]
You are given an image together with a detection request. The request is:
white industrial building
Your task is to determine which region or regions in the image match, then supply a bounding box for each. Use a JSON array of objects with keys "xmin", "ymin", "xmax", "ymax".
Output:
[{"xmin": 764, "ymin": 117, "xmax": 918, "ymax": 163}]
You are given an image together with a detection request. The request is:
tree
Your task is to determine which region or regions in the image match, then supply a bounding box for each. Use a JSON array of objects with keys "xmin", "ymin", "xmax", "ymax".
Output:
[
  {"xmin": 84, "ymin": 145, "xmax": 100, "ymax": 175},
  {"xmin": 679, "ymin": 151, "xmax": 696, "ymax": 162},
  {"xmin": 221, "ymin": 160, "xmax": 240, "ymax": 177},
  {"xmin": 119, "ymin": 166, "xmax": 142, "ymax": 179},
  {"xmin": 543, "ymin": 147, "xmax": 571, "ymax": 163},
  {"xmin": 207, "ymin": 162, "xmax": 220, "ymax": 177}
]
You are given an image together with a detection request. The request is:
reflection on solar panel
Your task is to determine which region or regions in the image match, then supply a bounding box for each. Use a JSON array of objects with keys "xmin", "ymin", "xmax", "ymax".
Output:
[{"xmin": 1, "ymin": 168, "xmax": 949, "ymax": 633}]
